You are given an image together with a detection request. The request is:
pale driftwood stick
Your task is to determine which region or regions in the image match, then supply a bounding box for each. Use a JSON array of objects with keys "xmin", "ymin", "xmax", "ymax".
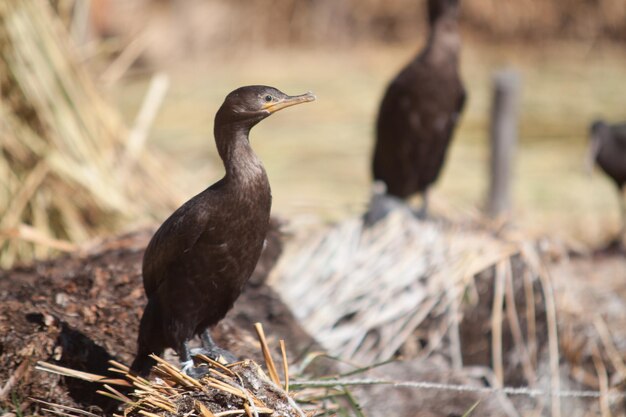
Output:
[
  {"xmin": 487, "ymin": 69, "xmax": 521, "ymax": 218},
  {"xmin": 100, "ymin": 33, "xmax": 150, "ymax": 86},
  {"xmin": 122, "ymin": 72, "xmax": 170, "ymax": 168},
  {"xmin": 0, "ymin": 361, "xmax": 29, "ymax": 401},
  {"xmin": 70, "ymin": 0, "xmax": 92, "ymax": 48},
  {"xmin": 491, "ymin": 260, "xmax": 506, "ymax": 385}
]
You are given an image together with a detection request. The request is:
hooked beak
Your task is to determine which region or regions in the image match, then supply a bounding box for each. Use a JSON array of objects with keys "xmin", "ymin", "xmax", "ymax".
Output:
[
  {"xmin": 584, "ymin": 136, "xmax": 601, "ymax": 177},
  {"xmin": 263, "ymin": 92, "xmax": 316, "ymax": 114}
]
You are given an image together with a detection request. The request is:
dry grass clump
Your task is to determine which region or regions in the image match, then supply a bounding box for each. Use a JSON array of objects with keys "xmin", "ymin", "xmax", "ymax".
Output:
[
  {"xmin": 270, "ymin": 209, "xmax": 527, "ymax": 364},
  {"xmin": 0, "ymin": 0, "xmax": 178, "ymax": 267},
  {"xmin": 549, "ymin": 256, "xmax": 626, "ymax": 403},
  {"xmin": 269, "ymin": 208, "xmax": 626, "ymax": 415},
  {"xmin": 115, "ymin": 356, "xmax": 301, "ymax": 417},
  {"xmin": 37, "ymin": 356, "xmax": 305, "ymax": 417},
  {"xmin": 34, "ymin": 325, "xmax": 326, "ymax": 417}
]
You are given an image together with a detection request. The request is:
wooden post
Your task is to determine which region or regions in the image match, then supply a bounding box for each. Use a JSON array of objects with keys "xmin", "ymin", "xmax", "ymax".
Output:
[{"xmin": 487, "ymin": 69, "xmax": 521, "ymax": 218}]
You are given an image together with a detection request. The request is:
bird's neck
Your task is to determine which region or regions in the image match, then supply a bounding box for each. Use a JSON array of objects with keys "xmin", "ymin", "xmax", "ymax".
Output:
[
  {"xmin": 424, "ymin": 18, "xmax": 460, "ymax": 67},
  {"xmin": 214, "ymin": 122, "xmax": 267, "ymax": 186}
]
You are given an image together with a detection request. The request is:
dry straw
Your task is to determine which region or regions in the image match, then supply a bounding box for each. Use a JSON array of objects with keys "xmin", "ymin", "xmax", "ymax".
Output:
[
  {"xmin": 35, "ymin": 324, "xmax": 320, "ymax": 417},
  {"xmin": 269, "ymin": 207, "xmax": 625, "ymax": 415},
  {"xmin": 0, "ymin": 0, "xmax": 179, "ymax": 267},
  {"xmin": 270, "ymin": 209, "xmax": 522, "ymax": 365}
]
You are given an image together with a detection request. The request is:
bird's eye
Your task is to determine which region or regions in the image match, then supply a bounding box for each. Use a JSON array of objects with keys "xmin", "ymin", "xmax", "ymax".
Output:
[{"xmin": 264, "ymin": 95, "xmax": 273, "ymax": 102}]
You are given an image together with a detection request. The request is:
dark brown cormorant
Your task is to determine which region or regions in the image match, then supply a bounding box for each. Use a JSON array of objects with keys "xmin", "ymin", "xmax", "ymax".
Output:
[
  {"xmin": 130, "ymin": 86, "xmax": 315, "ymax": 377},
  {"xmin": 370, "ymin": 0, "xmax": 466, "ymax": 220},
  {"xmin": 587, "ymin": 120, "xmax": 626, "ymax": 238}
]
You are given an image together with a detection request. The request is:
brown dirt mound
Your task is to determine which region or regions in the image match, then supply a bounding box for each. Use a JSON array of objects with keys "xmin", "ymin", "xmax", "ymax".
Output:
[{"xmin": 0, "ymin": 221, "xmax": 321, "ymax": 416}]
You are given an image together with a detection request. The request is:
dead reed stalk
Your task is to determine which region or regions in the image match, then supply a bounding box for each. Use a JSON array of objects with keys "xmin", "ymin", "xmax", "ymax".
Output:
[{"xmin": 0, "ymin": 0, "xmax": 180, "ymax": 267}]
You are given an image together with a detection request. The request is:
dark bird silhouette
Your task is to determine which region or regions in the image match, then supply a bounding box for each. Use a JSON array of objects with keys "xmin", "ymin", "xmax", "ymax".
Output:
[
  {"xmin": 586, "ymin": 120, "xmax": 626, "ymax": 239},
  {"xmin": 130, "ymin": 86, "xmax": 315, "ymax": 377},
  {"xmin": 370, "ymin": 0, "xmax": 466, "ymax": 220}
]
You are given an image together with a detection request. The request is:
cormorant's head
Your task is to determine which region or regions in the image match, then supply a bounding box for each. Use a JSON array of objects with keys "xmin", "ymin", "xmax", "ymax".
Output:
[
  {"xmin": 427, "ymin": 0, "xmax": 460, "ymax": 25},
  {"xmin": 216, "ymin": 85, "xmax": 316, "ymax": 127},
  {"xmin": 590, "ymin": 120, "xmax": 609, "ymax": 139},
  {"xmin": 585, "ymin": 119, "xmax": 608, "ymax": 174}
]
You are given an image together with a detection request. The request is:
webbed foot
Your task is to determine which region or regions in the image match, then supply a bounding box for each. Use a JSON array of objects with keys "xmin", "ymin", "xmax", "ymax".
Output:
[
  {"xmin": 178, "ymin": 342, "xmax": 209, "ymax": 379},
  {"xmin": 200, "ymin": 331, "xmax": 238, "ymax": 364},
  {"xmin": 180, "ymin": 359, "xmax": 194, "ymax": 374},
  {"xmin": 180, "ymin": 359, "xmax": 209, "ymax": 379},
  {"xmin": 192, "ymin": 346, "xmax": 238, "ymax": 364}
]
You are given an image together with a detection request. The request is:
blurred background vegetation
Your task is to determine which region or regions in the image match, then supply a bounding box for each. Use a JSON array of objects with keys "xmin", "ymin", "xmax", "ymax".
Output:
[
  {"xmin": 88, "ymin": 0, "xmax": 626, "ymax": 53},
  {"xmin": 2, "ymin": 0, "xmax": 626, "ymax": 266}
]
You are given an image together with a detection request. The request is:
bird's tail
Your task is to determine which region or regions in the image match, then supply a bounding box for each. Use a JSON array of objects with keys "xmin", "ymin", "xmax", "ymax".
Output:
[
  {"xmin": 130, "ymin": 297, "xmax": 164, "ymax": 377},
  {"xmin": 130, "ymin": 352, "xmax": 157, "ymax": 377}
]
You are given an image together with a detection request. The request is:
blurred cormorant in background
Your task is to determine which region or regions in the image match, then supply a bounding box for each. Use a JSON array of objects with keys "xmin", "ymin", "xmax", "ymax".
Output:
[
  {"xmin": 587, "ymin": 120, "xmax": 626, "ymax": 240},
  {"xmin": 369, "ymin": 0, "xmax": 466, "ymax": 222},
  {"xmin": 130, "ymin": 86, "xmax": 315, "ymax": 377}
]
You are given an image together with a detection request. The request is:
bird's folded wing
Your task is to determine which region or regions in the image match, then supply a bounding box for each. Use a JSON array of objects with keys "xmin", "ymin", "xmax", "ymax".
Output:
[{"xmin": 142, "ymin": 197, "xmax": 217, "ymax": 296}]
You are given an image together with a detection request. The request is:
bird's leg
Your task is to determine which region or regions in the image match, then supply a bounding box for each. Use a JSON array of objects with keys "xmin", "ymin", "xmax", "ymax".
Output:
[
  {"xmin": 416, "ymin": 190, "xmax": 430, "ymax": 219},
  {"xmin": 198, "ymin": 330, "xmax": 238, "ymax": 364},
  {"xmin": 178, "ymin": 341, "xmax": 208, "ymax": 379},
  {"xmin": 364, "ymin": 187, "xmax": 407, "ymax": 225},
  {"xmin": 178, "ymin": 342, "xmax": 195, "ymax": 374},
  {"xmin": 200, "ymin": 331, "xmax": 215, "ymax": 350}
]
